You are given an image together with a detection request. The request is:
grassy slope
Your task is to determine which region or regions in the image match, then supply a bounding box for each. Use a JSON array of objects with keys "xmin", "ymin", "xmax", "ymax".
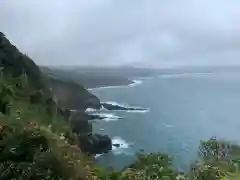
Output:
[{"xmin": 2, "ymin": 32, "xmax": 240, "ymax": 179}]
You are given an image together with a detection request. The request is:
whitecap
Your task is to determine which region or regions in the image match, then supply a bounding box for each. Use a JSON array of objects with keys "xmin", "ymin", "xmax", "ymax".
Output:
[
  {"xmin": 128, "ymin": 80, "xmax": 143, "ymax": 87},
  {"xmin": 91, "ymin": 112, "xmax": 121, "ymax": 122},
  {"xmin": 102, "ymin": 101, "xmax": 149, "ymax": 113},
  {"xmin": 124, "ymin": 108, "xmax": 150, "ymax": 113},
  {"xmin": 85, "ymin": 108, "xmax": 97, "ymax": 112},
  {"xmin": 165, "ymin": 124, "xmax": 174, "ymax": 128},
  {"xmin": 70, "ymin": 109, "xmax": 77, "ymax": 112},
  {"xmin": 100, "ymin": 105, "xmax": 109, "ymax": 111},
  {"xmin": 158, "ymin": 72, "xmax": 212, "ymax": 79},
  {"xmin": 95, "ymin": 154, "xmax": 102, "ymax": 158},
  {"xmin": 88, "ymin": 84, "xmax": 128, "ymax": 91},
  {"xmin": 94, "ymin": 137, "xmax": 133, "ymax": 158},
  {"xmin": 103, "ymin": 101, "xmax": 127, "ymax": 107},
  {"xmin": 88, "ymin": 79, "xmax": 144, "ymax": 91},
  {"xmin": 111, "ymin": 137, "xmax": 133, "ymax": 155}
]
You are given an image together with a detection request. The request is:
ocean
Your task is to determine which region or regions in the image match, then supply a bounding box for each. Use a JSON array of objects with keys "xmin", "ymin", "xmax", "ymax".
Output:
[{"xmin": 90, "ymin": 67, "xmax": 240, "ymax": 171}]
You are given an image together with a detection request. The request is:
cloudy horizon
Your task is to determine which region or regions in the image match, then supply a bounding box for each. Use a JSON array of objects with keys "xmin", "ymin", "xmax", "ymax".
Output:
[{"xmin": 0, "ymin": 0, "xmax": 239, "ymax": 67}]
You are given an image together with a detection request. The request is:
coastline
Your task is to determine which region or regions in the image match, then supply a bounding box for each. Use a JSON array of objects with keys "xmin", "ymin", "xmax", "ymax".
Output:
[{"xmin": 88, "ymin": 79, "xmax": 143, "ymax": 91}]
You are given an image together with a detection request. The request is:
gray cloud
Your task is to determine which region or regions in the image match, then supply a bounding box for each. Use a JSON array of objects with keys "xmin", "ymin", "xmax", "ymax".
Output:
[{"xmin": 0, "ymin": 0, "xmax": 240, "ymax": 67}]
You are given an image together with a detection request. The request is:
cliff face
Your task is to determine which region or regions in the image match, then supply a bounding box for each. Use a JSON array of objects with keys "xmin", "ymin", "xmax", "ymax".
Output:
[
  {"xmin": 41, "ymin": 66, "xmax": 134, "ymax": 88},
  {"xmin": 0, "ymin": 32, "xmax": 101, "ymax": 111},
  {"xmin": 0, "ymin": 32, "xmax": 111, "ymax": 155},
  {"xmin": 46, "ymin": 77, "xmax": 101, "ymax": 111}
]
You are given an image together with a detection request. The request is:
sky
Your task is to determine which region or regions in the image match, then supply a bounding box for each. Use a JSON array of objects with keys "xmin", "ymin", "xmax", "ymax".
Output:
[{"xmin": 0, "ymin": 0, "xmax": 240, "ymax": 67}]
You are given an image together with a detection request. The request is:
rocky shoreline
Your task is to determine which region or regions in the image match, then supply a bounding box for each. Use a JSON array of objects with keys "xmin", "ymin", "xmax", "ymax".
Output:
[
  {"xmin": 101, "ymin": 102, "xmax": 147, "ymax": 111},
  {"xmin": 45, "ymin": 68, "xmax": 146, "ymax": 156}
]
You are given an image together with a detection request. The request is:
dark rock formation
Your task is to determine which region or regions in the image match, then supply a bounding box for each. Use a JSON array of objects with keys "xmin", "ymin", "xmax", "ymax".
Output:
[
  {"xmin": 69, "ymin": 116, "xmax": 92, "ymax": 135},
  {"xmin": 68, "ymin": 111, "xmax": 112, "ymax": 154},
  {"xmin": 87, "ymin": 114, "xmax": 106, "ymax": 120},
  {"xmin": 102, "ymin": 103, "xmax": 146, "ymax": 111},
  {"xmin": 78, "ymin": 134, "xmax": 112, "ymax": 154},
  {"xmin": 0, "ymin": 32, "xmax": 111, "ymax": 156},
  {"xmin": 113, "ymin": 144, "xmax": 120, "ymax": 148}
]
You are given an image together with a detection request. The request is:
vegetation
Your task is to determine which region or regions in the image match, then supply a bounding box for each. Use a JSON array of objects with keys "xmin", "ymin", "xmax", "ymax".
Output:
[
  {"xmin": 2, "ymin": 76, "xmax": 240, "ymax": 179},
  {"xmin": 0, "ymin": 32, "xmax": 44, "ymax": 89},
  {"xmin": 1, "ymin": 32, "xmax": 240, "ymax": 179}
]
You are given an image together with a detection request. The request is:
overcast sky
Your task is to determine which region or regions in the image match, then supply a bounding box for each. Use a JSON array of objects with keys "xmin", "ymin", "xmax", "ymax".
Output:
[{"xmin": 0, "ymin": 0, "xmax": 239, "ymax": 67}]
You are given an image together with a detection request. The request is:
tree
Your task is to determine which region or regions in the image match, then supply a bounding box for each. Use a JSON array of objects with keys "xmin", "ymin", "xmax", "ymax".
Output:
[
  {"xmin": 199, "ymin": 137, "xmax": 232, "ymax": 161},
  {"xmin": 126, "ymin": 152, "xmax": 179, "ymax": 180}
]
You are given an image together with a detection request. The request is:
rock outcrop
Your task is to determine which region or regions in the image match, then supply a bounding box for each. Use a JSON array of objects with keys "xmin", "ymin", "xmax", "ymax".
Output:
[
  {"xmin": 47, "ymin": 77, "xmax": 101, "ymax": 111},
  {"xmin": 102, "ymin": 102, "xmax": 147, "ymax": 111},
  {"xmin": 78, "ymin": 134, "xmax": 112, "ymax": 154}
]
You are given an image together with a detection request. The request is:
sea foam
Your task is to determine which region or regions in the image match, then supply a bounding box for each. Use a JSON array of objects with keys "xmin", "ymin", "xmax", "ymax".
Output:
[
  {"xmin": 103, "ymin": 101, "xmax": 149, "ymax": 113},
  {"xmin": 88, "ymin": 79, "xmax": 144, "ymax": 91},
  {"xmin": 91, "ymin": 112, "xmax": 121, "ymax": 122}
]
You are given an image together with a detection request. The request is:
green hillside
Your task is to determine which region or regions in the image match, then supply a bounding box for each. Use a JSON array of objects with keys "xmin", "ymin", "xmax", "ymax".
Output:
[{"xmin": 1, "ymin": 32, "xmax": 240, "ymax": 179}]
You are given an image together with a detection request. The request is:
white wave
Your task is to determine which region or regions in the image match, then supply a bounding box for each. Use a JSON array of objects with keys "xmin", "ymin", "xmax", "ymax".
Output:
[
  {"xmin": 112, "ymin": 137, "xmax": 133, "ymax": 155},
  {"xmin": 70, "ymin": 109, "xmax": 77, "ymax": 112},
  {"xmin": 125, "ymin": 109, "xmax": 150, "ymax": 113},
  {"xmin": 128, "ymin": 80, "xmax": 143, "ymax": 87},
  {"xmin": 102, "ymin": 101, "xmax": 149, "ymax": 113},
  {"xmin": 165, "ymin": 124, "xmax": 174, "ymax": 128},
  {"xmin": 88, "ymin": 79, "xmax": 144, "ymax": 91},
  {"xmin": 88, "ymin": 85, "xmax": 126, "ymax": 90},
  {"xmin": 158, "ymin": 72, "xmax": 212, "ymax": 79},
  {"xmin": 85, "ymin": 108, "xmax": 97, "ymax": 112},
  {"xmin": 95, "ymin": 154, "xmax": 102, "ymax": 158},
  {"xmin": 94, "ymin": 137, "xmax": 132, "ymax": 158},
  {"xmin": 99, "ymin": 105, "xmax": 109, "ymax": 111},
  {"xmin": 103, "ymin": 101, "xmax": 127, "ymax": 107},
  {"xmin": 91, "ymin": 112, "xmax": 121, "ymax": 122}
]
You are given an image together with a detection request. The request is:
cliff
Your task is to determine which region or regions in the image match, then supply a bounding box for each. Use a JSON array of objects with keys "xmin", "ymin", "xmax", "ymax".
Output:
[
  {"xmin": 41, "ymin": 66, "xmax": 134, "ymax": 88},
  {"xmin": 46, "ymin": 76, "xmax": 101, "ymax": 110},
  {"xmin": 0, "ymin": 32, "xmax": 110, "ymax": 155},
  {"xmin": 0, "ymin": 32, "xmax": 44, "ymax": 89}
]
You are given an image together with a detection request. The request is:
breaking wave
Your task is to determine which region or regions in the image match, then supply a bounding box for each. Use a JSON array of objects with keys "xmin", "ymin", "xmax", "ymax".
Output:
[
  {"xmin": 88, "ymin": 79, "xmax": 144, "ymax": 91},
  {"xmin": 102, "ymin": 101, "xmax": 149, "ymax": 113},
  {"xmin": 111, "ymin": 137, "xmax": 133, "ymax": 155},
  {"xmin": 91, "ymin": 112, "xmax": 122, "ymax": 122}
]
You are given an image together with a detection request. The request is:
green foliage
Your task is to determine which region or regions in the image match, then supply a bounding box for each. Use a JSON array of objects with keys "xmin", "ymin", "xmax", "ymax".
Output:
[
  {"xmin": 1, "ymin": 74, "xmax": 239, "ymax": 180},
  {"xmin": 199, "ymin": 137, "xmax": 240, "ymax": 167},
  {"xmin": 1, "ymin": 32, "xmax": 240, "ymax": 179},
  {"xmin": 0, "ymin": 75, "xmax": 91, "ymax": 179},
  {"xmin": 190, "ymin": 164, "xmax": 224, "ymax": 180},
  {"xmin": 125, "ymin": 152, "xmax": 179, "ymax": 180},
  {"xmin": 199, "ymin": 137, "xmax": 231, "ymax": 161},
  {"xmin": 0, "ymin": 32, "xmax": 44, "ymax": 89},
  {"xmin": 70, "ymin": 117, "xmax": 92, "ymax": 135},
  {"xmin": 189, "ymin": 138, "xmax": 240, "ymax": 180}
]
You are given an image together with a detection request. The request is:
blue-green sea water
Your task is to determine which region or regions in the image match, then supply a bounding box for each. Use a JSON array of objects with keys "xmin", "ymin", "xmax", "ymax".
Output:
[{"xmin": 90, "ymin": 68, "xmax": 240, "ymax": 171}]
